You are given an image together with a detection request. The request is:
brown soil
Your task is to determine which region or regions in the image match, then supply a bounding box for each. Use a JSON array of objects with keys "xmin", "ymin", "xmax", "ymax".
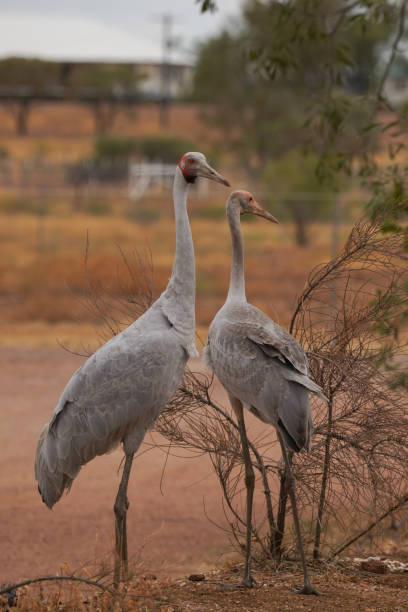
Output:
[{"xmin": 1, "ymin": 347, "xmax": 408, "ymax": 610}]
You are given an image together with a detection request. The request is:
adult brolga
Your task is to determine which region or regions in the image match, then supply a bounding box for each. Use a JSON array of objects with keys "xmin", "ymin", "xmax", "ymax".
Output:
[
  {"xmin": 35, "ymin": 152, "xmax": 229, "ymax": 586},
  {"xmin": 204, "ymin": 190, "xmax": 326, "ymax": 594}
]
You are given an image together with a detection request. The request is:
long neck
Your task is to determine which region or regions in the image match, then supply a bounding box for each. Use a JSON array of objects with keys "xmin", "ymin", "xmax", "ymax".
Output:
[
  {"xmin": 227, "ymin": 207, "xmax": 246, "ymax": 302},
  {"xmin": 165, "ymin": 167, "xmax": 195, "ymax": 311}
]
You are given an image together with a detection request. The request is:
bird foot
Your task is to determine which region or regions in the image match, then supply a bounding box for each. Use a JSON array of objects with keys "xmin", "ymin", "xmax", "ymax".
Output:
[
  {"xmin": 294, "ymin": 581, "xmax": 320, "ymax": 596},
  {"xmin": 215, "ymin": 575, "xmax": 257, "ymax": 591},
  {"xmin": 241, "ymin": 574, "xmax": 257, "ymax": 589}
]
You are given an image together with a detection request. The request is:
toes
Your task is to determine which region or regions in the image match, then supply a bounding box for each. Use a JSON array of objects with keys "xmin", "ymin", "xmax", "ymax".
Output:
[
  {"xmin": 241, "ymin": 575, "xmax": 257, "ymax": 589},
  {"xmin": 293, "ymin": 583, "xmax": 320, "ymax": 596}
]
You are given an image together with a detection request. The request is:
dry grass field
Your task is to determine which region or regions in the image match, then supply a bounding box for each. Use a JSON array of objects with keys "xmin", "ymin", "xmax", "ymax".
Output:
[{"xmin": 0, "ymin": 208, "xmax": 339, "ymax": 348}]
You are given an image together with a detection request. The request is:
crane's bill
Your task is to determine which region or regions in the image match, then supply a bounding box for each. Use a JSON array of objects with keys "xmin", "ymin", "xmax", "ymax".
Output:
[
  {"xmin": 251, "ymin": 200, "xmax": 279, "ymax": 223},
  {"xmin": 198, "ymin": 161, "xmax": 230, "ymax": 186}
]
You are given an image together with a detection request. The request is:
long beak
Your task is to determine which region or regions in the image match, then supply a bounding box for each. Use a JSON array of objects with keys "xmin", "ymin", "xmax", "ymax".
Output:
[
  {"xmin": 251, "ymin": 199, "xmax": 279, "ymax": 223},
  {"xmin": 198, "ymin": 161, "xmax": 230, "ymax": 186}
]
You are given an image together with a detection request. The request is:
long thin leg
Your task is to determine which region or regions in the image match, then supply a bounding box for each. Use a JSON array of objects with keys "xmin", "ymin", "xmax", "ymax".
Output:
[
  {"xmin": 277, "ymin": 432, "xmax": 319, "ymax": 596},
  {"xmin": 113, "ymin": 452, "xmax": 134, "ymax": 589},
  {"xmin": 229, "ymin": 394, "xmax": 256, "ymax": 588}
]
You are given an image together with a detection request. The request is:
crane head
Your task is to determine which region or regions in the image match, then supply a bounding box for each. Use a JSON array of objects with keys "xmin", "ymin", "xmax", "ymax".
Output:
[
  {"xmin": 178, "ymin": 152, "xmax": 230, "ymax": 186},
  {"xmin": 229, "ymin": 190, "xmax": 279, "ymax": 223}
]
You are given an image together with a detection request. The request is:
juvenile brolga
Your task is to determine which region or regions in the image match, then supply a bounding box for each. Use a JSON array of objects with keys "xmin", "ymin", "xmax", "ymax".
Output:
[{"xmin": 204, "ymin": 190, "xmax": 326, "ymax": 594}]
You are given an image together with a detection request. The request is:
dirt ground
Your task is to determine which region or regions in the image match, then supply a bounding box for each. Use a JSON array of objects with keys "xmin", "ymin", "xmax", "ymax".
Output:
[{"xmin": 1, "ymin": 346, "xmax": 408, "ymax": 611}]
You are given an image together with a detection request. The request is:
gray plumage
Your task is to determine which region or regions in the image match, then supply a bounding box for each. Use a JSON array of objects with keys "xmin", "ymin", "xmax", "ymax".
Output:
[
  {"xmin": 204, "ymin": 190, "xmax": 324, "ymax": 593},
  {"xmin": 35, "ymin": 153, "xmax": 229, "ymax": 509},
  {"xmin": 35, "ymin": 309, "xmax": 186, "ymax": 507},
  {"xmin": 204, "ymin": 190, "xmax": 326, "ymax": 453},
  {"xmin": 204, "ymin": 300, "xmax": 324, "ymax": 452}
]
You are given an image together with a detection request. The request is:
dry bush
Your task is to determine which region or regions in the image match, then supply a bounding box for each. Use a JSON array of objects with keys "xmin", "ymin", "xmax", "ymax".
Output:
[{"xmin": 155, "ymin": 210, "xmax": 408, "ymax": 563}]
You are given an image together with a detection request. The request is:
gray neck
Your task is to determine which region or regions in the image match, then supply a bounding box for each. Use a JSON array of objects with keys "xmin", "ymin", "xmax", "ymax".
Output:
[
  {"xmin": 227, "ymin": 206, "xmax": 247, "ymax": 302},
  {"xmin": 161, "ymin": 167, "xmax": 195, "ymax": 337},
  {"xmin": 169, "ymin": 167, "xmax": 194, "ymax": 296}
]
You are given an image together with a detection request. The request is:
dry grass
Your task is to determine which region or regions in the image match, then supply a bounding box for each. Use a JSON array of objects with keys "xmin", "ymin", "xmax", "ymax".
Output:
[
  {"xmin": 0, "ymin": 100, "xmax": 351, "ymax": 348},
  {"xmin": 0, "ymin": 102, "xmax": 216, "ymax": 161},
  {"xmin": 0, "ymin": 206, "xmax": 342, "ymax": 348}
]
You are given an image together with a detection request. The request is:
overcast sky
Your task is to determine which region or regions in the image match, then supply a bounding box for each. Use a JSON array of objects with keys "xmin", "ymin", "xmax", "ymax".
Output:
[{"xmin": 0, "ymin": 1, "xmax": 242, "ymax": 63}]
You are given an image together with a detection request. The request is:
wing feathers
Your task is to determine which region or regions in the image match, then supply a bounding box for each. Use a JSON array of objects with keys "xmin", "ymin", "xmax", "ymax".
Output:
[{"xmin": 281, "ymin": 367, "xmax": 328, "ymax": 402}]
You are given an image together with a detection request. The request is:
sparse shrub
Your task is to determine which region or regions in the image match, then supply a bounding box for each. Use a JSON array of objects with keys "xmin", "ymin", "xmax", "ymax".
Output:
[
  {"xmin": 128, "ymin": 204, "xmax": 160, "ymax": 224},
  {"xmin": 94, "ymin": 136, "xmax": 139, "ymax": 160},
  {"xmin": 0, "ymin": 197, "xmax": 46, "ymax": 215},
  {"xmin": 83, "ymin": 197, "xmax": 112, "ymax": 216},
  {"xmin": 194, "ymin": 204, "xmax": 225, "ymax": 219},
  {"xmin": 65, "ymin": 159, "xmax": 128, "ymax": 185},
  {"xmin": 0, "ymin": 145, "xmax": 9, "ymax": 159}
]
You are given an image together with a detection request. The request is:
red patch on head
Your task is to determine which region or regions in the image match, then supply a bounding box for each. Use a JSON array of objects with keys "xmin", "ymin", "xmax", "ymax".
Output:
[
  {"xmin": 178, "ymin": 153, "xmax": 196, "ymax": 182},
  {"xmin": 178, "ymin": 153, "xmax": 187, "ymax": 172}
]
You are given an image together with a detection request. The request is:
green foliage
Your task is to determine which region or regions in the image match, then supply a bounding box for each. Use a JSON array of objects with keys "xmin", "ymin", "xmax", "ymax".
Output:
[
  {"xmin": 263, "ymin": 150, "xmax": 336, "ymax": 244},
  {"xmin": 264, "ymin": 150, "xmax": 334, "ymax": 214},
  {"xmin": 192, "ymin": 0, "xmax": 407, "ymax": 245},
  {"xmin": 0, "ymin": 57, "xmax": 58, "ymax": 91},
  {"xmin": 127, "ymin": 203, "xmax": 160, "ymax": 224},
  {"xmin": 191, "ymin": 0, "xmax": 392, "ymax": 179},
  {"xmin": 196, "ymin": 0, "xmax": 408, "ymax": 365},
  {"xmin": 0, "ymin": 197, "xmax": 45, "ymax": 214},
  {"xmin": 70, "ymin": 63, "xmax": 138, "ymax": 93},
  {"xmin": 94, "ymin": 136, "xmax": 138, "ymax": 160},
  {"xmin": 83, "ymin": 197, "xmax": 112, "ymax": 216},
  {"xmin": 0, "ymin": 57, "xmax": 142, "ymax": 97},
  {"xmin": 194, "ymin": 204, "xmax": 225, "ymax": 219}
]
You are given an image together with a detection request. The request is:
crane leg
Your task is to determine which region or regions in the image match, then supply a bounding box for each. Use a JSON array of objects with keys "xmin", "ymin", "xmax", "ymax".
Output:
[
  {"xmin": 113, "ymin": 452, "xmax": 134, "ymax": 589},
  {"xmin": 277, "ymin": 432, "xmax": 319, "ymax": 596},
  {"xmin": 230, "ymin": 395, "xmax": 256, "ymax": 588}
]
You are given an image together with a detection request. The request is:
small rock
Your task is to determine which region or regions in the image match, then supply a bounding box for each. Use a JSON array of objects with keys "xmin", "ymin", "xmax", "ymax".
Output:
[
  {"xmin": 360, "ymin": 559, "xmax": 389, "ymax": 574},
  {"xmin": 188, "ymin": 573, "xmax": 205, "ymax": 582},
  {"xmin": 142, "ymin": 573, "xmax": 157, "ymax": 581}
]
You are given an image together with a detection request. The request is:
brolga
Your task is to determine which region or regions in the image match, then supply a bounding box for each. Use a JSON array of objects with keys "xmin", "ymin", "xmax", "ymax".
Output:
[
  {"xmin": 35, "ymin": 152, "xmax": 229, "ymax": 587},
  {"xmin": 204, "ymin": 190, "xmax": 326, "ymax": 594}
]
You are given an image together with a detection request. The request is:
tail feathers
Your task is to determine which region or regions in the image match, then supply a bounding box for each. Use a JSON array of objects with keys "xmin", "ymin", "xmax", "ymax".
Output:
[
  {"xmin": 278, "ymin": 417, "xmax": 302, "ymax": 452},
  {"xmin": 278, "ymin": 408, "xmax": 313, "ymax": 453},
  {"xmin": 34, "ymin": 423, "xmax": 78, "ymax": 509},
  {"xmin": 277, "ymin": 380, "xmax": 314, "ymax": 453}
]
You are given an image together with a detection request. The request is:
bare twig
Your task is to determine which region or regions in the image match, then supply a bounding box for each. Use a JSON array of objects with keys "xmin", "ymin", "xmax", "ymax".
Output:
[
  {"xmin": 329, "ymin": 492, "xmax": 408, "ymax": 560},
  {"xmin": 0, "ymin": 575, "xmax": 113, "ymax": 596}
]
